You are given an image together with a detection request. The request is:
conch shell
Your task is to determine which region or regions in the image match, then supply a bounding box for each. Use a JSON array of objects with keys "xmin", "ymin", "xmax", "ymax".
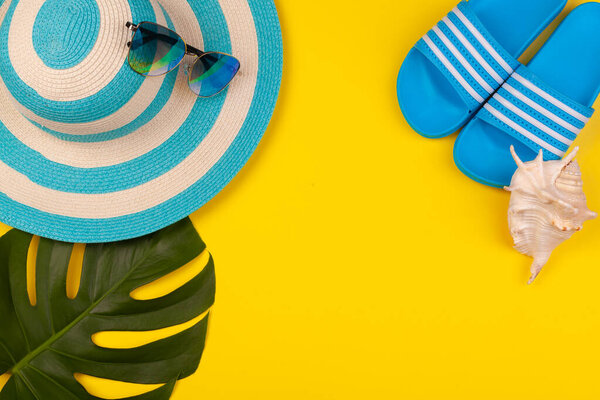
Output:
[{"xmin": 505, "ymin": 146, "xmax": 597, "ymax": 284}]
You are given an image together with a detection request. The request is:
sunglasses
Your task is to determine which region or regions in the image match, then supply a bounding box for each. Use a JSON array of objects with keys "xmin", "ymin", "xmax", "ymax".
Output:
[{"xmin": 126, "ymin": 21, "xmax": 241, "ymax": 98}]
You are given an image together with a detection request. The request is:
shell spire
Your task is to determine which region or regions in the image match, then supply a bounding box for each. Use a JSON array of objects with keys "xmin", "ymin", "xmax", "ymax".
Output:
[{"xmin": 505, "ymin": 146, "xmax": 596, "ymax": 284}]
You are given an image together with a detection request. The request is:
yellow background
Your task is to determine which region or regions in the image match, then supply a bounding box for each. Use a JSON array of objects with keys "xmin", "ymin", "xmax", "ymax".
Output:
[{"xmin": 3, "ymin": 0, "xmax": 600, "ymax": 398}]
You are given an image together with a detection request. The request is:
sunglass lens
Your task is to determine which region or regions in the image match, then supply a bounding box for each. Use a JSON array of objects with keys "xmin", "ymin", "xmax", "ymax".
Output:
[
  {"xmin": 128, "ymin": 22, "xmax": 186, "ymax": 76},
  {"xmin": 188, "ymin": 52, "xmax": 240, "ymax": 97}
]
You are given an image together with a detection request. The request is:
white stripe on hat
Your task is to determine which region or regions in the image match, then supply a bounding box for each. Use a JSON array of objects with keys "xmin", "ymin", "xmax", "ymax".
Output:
[
  {"xmin": 493, "ymin": 94, "xmax": 574, "ymax": 146},
  {"xmin": 12, "ymin": 73, "xmax": 168, "ymax": 136},
  {"xmin": 0, "ymin": 0, "xmax": 10, "ymax": 23},
  {"xmin": 512, "ymin": 73, "xmax": 590, "ymax": 123},
  {"xmin": 422, "ymin": 33, "xmax": 484, "ymax": 103},
  {"xmin": 431, "ymin": 25, "xmax": 494, "ymax": 94},
  {"xmin": 483, "ymin": 103, "xmax": 565, "ymax": 157},
  {"xmin": 503, "ymin": 84, "xmax": 581, "ymax": 134},
  {"xmin": 8, "ymin": 0, "xmax": 140, "ymax": 102},
  {"xmin": 1, "ymin": 0, "xmax": 200, "ymax": 167},
  {"xmin": 452, "ymin": 7, "xmax": 513, "ymax": 75},
  {"xmin": 2, "ymin": 70, "xmax": 198, "ymax": 167},
  {"xmin": 9, "ymin": 1, "xmax": 204, "ymax": 138},
  {"xmin": 0, "ymin": 0, "xmax": 261, "ymax": 218},
  {"xmin": 441, "ymin": 16, "xmax": 504, "ymax": 85},
  {"xmin": 8, "ymin": 0, "xmax": 170, "ymax": 135}
]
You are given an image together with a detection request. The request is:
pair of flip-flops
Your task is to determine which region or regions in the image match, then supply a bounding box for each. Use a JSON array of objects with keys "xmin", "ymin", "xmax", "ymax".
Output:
[{"xmin": 397, "ymin": 0, "xmax": 600, "ymax": 187}]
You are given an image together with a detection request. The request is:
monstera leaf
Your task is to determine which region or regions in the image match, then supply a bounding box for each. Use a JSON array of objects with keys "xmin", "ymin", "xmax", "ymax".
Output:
[{"xmin": 0, "ymin": 218, "xmax": 215, "ymax": 399}]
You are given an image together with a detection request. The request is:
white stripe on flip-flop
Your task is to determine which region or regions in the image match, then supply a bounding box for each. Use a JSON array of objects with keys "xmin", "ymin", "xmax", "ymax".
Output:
[
  {"xmin": 431, "ymin": 25, "xmax": 493, "ymax": 94},
  {"xmin": 1, "ymin": 0, "xmax": 202, "ymax": 167},
  {"xmin": 422, "ymin": 33, "xmax": 484, "ymax": 103},
  {"xmin": 8, "ymin": 0, "xmax": 132, "ymax": 101},
  {"xmin": 512, "ymin": 73, "xmax": 590, "ymax": 123},
  {"xmin": 503, "ymin": 84, "xmax": 581, "ymax": 134},
  {"xmin": 441, "ymin": 16, "xmax": 503, "ymax": 85},
  {"xmin": 483, "ymin": 103, "xmax": 565, "ymax": 157},
  {"xmin": 0, "ymin": 0, "xmax": 261, "ymax": 218},
  {"xmin": 8, "ymin": 0, "xmax": 170, "ymax": 136},
  {"xmin": 452, "ymin": 7, "xmax": 513, "ymax": 75},
  {"xmin": 493, "ymin": 93, "xmax": 574, "ymax": 145}
]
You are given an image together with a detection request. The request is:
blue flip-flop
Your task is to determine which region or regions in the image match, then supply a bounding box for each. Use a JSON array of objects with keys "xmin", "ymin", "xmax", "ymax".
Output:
[
  {"xmin": 454, "ymin": 2, "xmax": 600, "ymax": 188},
  {"xmin": 397, "ymin": 0, "xmax": 567, "ymax": 138}
]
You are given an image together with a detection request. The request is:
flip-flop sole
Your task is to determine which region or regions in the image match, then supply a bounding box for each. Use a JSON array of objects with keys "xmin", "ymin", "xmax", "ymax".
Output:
[
  {"xmin": 454, "ymin": 2, "xmax": 600, "ymax": 187},
  {"xmin": 397, "ymin": 0, "xmax": 567, "ymax": 138}
]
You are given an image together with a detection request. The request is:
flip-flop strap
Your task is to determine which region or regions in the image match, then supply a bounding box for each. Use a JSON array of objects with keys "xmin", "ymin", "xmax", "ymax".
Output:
[
  {"xmin": 478, "ymin": 64, "xmax": 595, "ymax": 160},
  {"xmin": 415, "ymin": 1, "xmax": 519, "ymax": 111}
]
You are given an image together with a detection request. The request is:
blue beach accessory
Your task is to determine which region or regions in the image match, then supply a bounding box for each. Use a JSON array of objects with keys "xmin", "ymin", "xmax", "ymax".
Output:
[
  {"xmin": 127, "ymin": 21, "xmax": 189, "ymax": 77},
  {"xmin": 0, "ymin": 0, "xmax": 283, "ymax": 243},
  {"xmin": 454, "ymin": 2, "xmax": 600, "ymax": 187},
  {"xmin": 397, "ymin": 0, "xmax": 567, "ymax": 138},
  {"xmin": 127, "ymin": 21, "xmax": 241, "ymax": 97}
]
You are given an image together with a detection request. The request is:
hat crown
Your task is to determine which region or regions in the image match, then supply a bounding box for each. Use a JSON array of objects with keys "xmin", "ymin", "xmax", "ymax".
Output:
[
  {"xmin": 0, "ymin": 0, "xmax": 282, "ymax": 242},
  {"xmin": 0, "ymin": 0, "xmax": 172, "ymax": 138},
  {"xmin": 33, "ymin": 0, "xmax": 100, "ymax": 70}
]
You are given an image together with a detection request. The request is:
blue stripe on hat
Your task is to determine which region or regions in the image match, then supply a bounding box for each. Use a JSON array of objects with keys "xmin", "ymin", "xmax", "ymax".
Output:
[
  {"xmin": 0, "ymin": 0, "xmax": 232, "ymax": 193},
  {"xmin": 0, "ymin": 0, "xmax": 156, "ymax": 124},
  {"xmin": 29, "ymin": 63, "xmax": 178, "ymax": 143},
  {"xmin": 32, "ymin": 3, "xmax": 182, "ymax": 143},
  {"xmin": 33, "ymin": 0, "xmax": 101, "ymax": 70},
  {"xmin": 0, "ymin": 0, "xmax": 283, "ymax": 243}
]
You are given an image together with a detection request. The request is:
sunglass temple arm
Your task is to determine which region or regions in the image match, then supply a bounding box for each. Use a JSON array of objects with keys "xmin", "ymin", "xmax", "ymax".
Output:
[
  {"xmin": 125, "ymin": 22, "xmax": 137, "ymax": 48},
  {"xmin": 125, "ymin": 21, "xmax": 203, "ymax": 56}
]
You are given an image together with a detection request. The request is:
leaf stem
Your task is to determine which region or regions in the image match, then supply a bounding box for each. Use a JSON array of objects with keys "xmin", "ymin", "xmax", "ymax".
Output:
[{"xmin": 11, "ymin": 260, "xmax": 143, "ymax": 374}]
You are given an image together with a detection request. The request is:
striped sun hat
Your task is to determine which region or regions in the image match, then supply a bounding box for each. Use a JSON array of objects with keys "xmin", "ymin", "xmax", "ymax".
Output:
[{"xmin": 0, "ymin": 0, "xmax": 283, "ymax": 243}]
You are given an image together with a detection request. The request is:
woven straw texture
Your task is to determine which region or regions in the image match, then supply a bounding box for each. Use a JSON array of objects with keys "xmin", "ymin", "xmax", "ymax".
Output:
[{"xmin": 0, "ymin": 0, "xmax": 283, "ymax": 242}]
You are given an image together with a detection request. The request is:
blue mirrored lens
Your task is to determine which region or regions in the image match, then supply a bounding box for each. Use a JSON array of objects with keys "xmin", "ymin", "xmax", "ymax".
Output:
[
  {"xmin": 128, "ymin": 22, "xmax": 186, "ymax": 76},
  {"xmin": 188, "ymin": 52, "xmax": 240, "ymax": 97}
]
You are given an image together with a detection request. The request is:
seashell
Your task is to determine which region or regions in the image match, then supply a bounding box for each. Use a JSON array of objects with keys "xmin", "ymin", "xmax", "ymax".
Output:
[{"xmin": 505, "ymin": 146, "xmax": 597, "ymax": 284}]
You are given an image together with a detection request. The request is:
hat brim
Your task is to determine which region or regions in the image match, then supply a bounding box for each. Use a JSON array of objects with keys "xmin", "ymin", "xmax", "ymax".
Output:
[{"xmin": 0, "ymin": 0, "xmax": 283, "ymax": 243}]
